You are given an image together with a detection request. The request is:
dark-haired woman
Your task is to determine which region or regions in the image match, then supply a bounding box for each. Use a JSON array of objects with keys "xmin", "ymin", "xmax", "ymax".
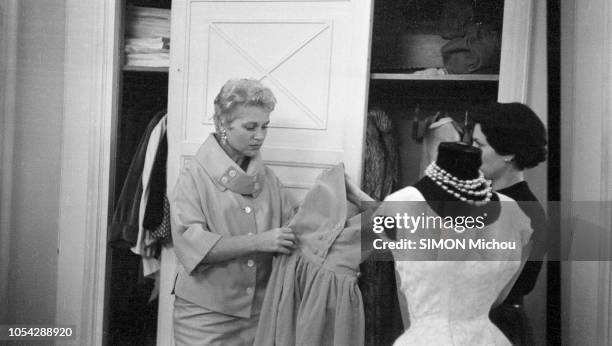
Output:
[{"xmin": 471, "ymin": 102, "xmax": 548, "ymax": 345}]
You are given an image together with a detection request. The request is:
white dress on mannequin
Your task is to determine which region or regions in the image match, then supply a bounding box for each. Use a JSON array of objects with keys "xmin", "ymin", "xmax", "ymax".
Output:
[{"xmin": 384, "ymin": 187, "xmax": 532, "ymax": 346}]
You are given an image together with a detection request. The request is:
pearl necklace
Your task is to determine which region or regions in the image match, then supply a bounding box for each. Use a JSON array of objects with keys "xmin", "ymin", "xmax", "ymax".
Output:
[{"xmin": 424, "ymin": 162, "xmax": 493, "ymax": 206}]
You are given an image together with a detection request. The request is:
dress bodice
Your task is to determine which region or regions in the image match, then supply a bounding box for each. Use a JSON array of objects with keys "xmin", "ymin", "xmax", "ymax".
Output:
[{"xmin": 395, "ymin": 260, "xmax": 519, "ymax": 345}]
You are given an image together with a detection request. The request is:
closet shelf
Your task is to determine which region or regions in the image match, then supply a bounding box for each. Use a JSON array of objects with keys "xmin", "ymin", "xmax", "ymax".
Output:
[
  {"xmin": 370, "ymin": 73, "xmax": 499, "ymax": 81},
  {"xmin": 123, "ymin": 65, "xmax": 169, "ymax": 72}
]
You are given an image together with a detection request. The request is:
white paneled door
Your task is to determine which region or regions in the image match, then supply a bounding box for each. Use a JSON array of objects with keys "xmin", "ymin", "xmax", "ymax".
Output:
[{"xmin": 160, "ymin": 1, "xmax": 373, "ymax": 344}]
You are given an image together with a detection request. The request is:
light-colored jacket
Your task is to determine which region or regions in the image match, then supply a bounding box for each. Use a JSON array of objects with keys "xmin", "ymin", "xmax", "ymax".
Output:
[{"xmin": 171, "ymin": 134, "xmax": 294, "ymax": 318}]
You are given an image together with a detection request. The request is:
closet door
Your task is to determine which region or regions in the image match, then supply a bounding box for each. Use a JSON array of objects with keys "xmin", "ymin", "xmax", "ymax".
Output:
[{"xmin": 159, "ymin": 1, "xmax": 373, "ymax": 344}]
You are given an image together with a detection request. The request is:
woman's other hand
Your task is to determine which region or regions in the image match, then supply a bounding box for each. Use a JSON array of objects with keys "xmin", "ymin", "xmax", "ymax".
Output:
[
  {"xmin": 255, "ymin": 227, "xmax": 296, "ymax": 254},
  {"xmin": 344, "ymin": 173, "xmax": 375, "ymax": 207}
]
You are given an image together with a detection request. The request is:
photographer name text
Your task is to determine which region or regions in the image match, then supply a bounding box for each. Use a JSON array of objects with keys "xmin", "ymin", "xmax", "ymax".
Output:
[{"xmin": 373, "ymin": 238, "xmax": 516, "ymax": 250}]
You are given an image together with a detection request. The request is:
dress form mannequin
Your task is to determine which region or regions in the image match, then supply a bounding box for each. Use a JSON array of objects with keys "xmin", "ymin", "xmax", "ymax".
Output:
[
  {"xmin": 414, "ymin": 141, "xmax": 501, "ymax": 224},
  {"xmin": 388, "ymin": 142, "xmax": 533, "ymax": 346}
]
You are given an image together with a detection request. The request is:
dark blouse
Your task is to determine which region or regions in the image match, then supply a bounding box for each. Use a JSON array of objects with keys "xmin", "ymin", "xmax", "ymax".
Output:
[{"xmin": 497, "ymin": 181, "xmax": 547, "ymax": 304}]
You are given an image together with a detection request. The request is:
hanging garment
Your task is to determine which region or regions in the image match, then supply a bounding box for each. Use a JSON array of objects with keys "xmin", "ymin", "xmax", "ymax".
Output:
[
  {"xmin": 361, "ymin": 108, "xmax": 404, "ymax": 345},
  {"xmin": 143, "ymin": 125, "xmax": 168, "ymax": 236},
  {"xmin": 109, "ymin": 109, "xmax": 166, "ymax": 248},
  {"xmin": 150, "ymin": 196, "xmax": 171, "ymax": 243},
  {"xmin": 363, "ymin": 109, "xmax": 400, "ymax": 201},
  {"xmin": 142, "ymin": 125, "xmax": 169, "ymax": 301},
  {"xmin": 412, "ymin": 111, "xmax": 438, "ymax": 143},
  {"xmin": 254, "ymin": 164, "xmax": 365, "ymax": 346},
  {"xmin": 359, "ymin": 259, "xmax": 405, "ymax": 346},
  {"xmin": 132, "ymin": 115, "xmax": 167, "ymax": 278}
]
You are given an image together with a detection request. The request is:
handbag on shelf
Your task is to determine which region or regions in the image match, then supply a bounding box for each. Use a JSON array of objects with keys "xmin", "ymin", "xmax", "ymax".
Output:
[{"xmin": 441, "ymin": 22, "xmax": 501, "ymax": 74}]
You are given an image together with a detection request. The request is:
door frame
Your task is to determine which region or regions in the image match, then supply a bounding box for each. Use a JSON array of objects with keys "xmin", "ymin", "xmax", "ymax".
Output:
[
  {"xmin": 55, "ymin": 0, "xmax": 120, "ymax": 344},
  {"xmin": 498, "ymin": 0, "xmax": 534, "ymax": 103}
]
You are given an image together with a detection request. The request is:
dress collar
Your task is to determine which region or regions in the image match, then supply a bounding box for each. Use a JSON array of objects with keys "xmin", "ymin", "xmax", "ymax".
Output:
[{"xmin": 194, "ymin": 134, "xmax": 265, "ymax": 197}]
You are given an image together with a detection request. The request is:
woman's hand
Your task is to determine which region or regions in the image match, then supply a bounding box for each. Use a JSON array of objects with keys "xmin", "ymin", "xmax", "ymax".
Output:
[
  {"xmin": 345, "ymin": 173, "xmax": 375, "ymax": 207},
  {"xmin": 255, "ymin": 227, "xmax": 296, "ymax": 254}
]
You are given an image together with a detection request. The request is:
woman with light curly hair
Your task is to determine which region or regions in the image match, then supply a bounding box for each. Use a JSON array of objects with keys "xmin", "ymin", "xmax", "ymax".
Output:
[{"xmin": 171, "ymin": 78, "xmax": 296, "ymax": 345}]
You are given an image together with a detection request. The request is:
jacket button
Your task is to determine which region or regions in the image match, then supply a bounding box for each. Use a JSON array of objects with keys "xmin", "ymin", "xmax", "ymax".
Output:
[
  {"xmin": 229, "ymin": 169, "xmax": 236, "ymax": 177},
  {"xmin": 244, "ymin": 206, "xmax": 252, "ymax": 213},
  {"xmin": 247, "ymin": 259, "xmax": 255, "ymax": 267},
  {"xmin": 246, "ymin": 287, "xmax": 253, "ymax": 294},
  {"xmin": 221, "ymin": 176, "xmax": 228, "ymax": 184}
]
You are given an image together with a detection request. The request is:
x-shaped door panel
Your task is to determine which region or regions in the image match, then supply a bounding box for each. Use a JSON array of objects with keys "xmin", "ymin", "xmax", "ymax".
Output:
[{"xmin": 205, "ymin": 20, "xmax": 333, "ymax": 129}]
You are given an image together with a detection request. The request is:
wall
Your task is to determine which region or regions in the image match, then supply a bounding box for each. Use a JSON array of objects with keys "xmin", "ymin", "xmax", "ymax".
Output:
[
  {"xmin": 0, "ymin": 0, "xmax": 17, "ymax": 324},
  {"xmin": 2, "ymin": 0, "xmax": 66, "ymax": 324},
  {"xmin": 524, "ymin": 0, "xmax": 548, "ymax": 204},
  {"xmin": 522, "ymin": 2, "xmax": 548, "ymax": 345},
  {"xmin": 561, "ymin": 0, "xmax": 612, "ymax": 344}
]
